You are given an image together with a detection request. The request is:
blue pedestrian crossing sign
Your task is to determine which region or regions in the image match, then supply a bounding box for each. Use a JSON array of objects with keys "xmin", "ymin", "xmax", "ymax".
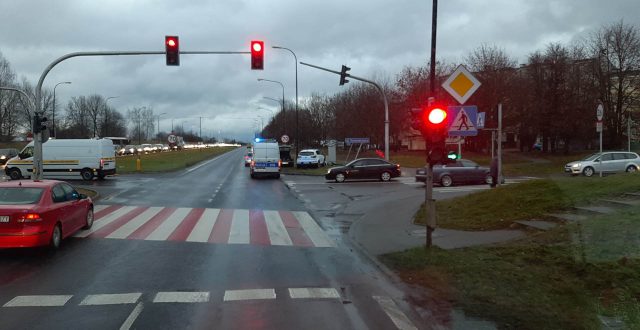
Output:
[{"xmin": 448, "ymin": 106, "xmax": 478, "ymax": 136}]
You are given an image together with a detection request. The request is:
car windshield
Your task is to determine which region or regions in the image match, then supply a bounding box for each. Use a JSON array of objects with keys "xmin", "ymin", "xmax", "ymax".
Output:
[
  {"xmin": 0, "ymin": 188, "xmax": 44, "ymax": 205},
  {"xmin": 299, "ymin": 152, "xmax": 314, "ymax": 156}
]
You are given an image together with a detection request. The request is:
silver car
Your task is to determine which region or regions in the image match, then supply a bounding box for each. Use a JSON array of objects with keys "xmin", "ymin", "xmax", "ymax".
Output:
[{"xmin": 564, "ymin": 151, "xmax": 640, "ymax": 177}]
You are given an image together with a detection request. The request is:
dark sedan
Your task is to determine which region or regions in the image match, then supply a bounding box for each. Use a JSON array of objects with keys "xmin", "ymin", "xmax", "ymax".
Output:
[
  {"xmin": 0, "ymin": 148, "xmax": 18, "ymax": 166},
  {"xmin": 325, "ymin": 158, "xmax": 401, "ymax": 183},
  {"xmin": 416, "ymin": 159, "xmax": 491, "ymax": 187}
]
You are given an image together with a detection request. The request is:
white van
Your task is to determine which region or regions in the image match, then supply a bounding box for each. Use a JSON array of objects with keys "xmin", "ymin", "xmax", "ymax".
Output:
[
  {"xmin": 250, "ymin": 142, "xmax": 281, "ymax": 179},
  {"xmin": 5, "ymin": 139, "xmax": 117, "ymax": 181}
]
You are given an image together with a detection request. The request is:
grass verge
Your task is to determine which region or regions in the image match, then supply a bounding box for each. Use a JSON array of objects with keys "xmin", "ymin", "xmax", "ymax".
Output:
[
  {"xmin": 381, "ymin": 227, "xmax": 640, "ymax": 329},
  {"xmin": 116, "ymin": 147, "xmax": 236, "ymax": 173},
  {"xmin": 415, "ymin": 173, "xmax": 640, "ymax": 230}
]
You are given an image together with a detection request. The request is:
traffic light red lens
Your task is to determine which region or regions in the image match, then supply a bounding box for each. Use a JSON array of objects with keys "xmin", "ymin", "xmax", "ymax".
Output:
[
  {"xmin": 252, "ymin": 42, "xmax": 262, "ymax": 52},
  {"xmin": 167, "ymin": 39, "xmax": 176, "ymax": 47},
  {"xmin": 428, "ymin": 108, "xmax": 447, "ymax": 124}
]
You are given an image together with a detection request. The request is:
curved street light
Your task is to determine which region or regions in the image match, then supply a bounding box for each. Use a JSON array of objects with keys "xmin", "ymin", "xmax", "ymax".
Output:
[
  {"xmin": 273, "ymin": 46, "xmax": 299, "ymax": 156},
  {"xmin": 52, "ymin": 81, "xmax": 71, "ymax": 137},
  {"xmin": 257, "ymin": 78, "xmax": 285, "ymax": 135}
]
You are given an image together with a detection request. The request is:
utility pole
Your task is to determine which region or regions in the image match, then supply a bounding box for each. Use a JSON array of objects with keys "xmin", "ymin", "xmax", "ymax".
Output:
[{"xmin": 425, "ymin": 0, "xmax": 439, "ymax": 248}]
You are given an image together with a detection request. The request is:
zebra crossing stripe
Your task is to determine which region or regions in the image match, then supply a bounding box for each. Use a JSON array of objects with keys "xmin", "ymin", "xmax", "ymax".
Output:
[
  {"xmin": 75, "ymin": 206, "xmax": 137, "ymax": 238},
  {"xmin": 228, "ymin": 209, "xmax": 250, "ymax": 244},
  {"xmin": 264, "ymin": 210, "xmax": 293, "ymax": 246},
  {"xmin": 145, "ymin": 208, "xmax": 191, "ymax": 241},
  {"xmin": 106, "ymin": 207, "xmax": 164, "ymax": 239},
  {"xmin": 186, "ymin": 208, "xmax": 220, "ymax": 243},
  {"xmin": 293, "ymin": 211, "xmax": 334, "ymax": 248}
]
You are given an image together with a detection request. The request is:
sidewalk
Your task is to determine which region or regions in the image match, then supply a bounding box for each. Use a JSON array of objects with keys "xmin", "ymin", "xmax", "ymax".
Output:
[{"xmin": 349, "ymin": 194, "xmax": 525, "ymax": 255}]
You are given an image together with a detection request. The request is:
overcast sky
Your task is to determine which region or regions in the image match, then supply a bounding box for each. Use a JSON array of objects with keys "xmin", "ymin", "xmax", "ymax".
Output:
[{"xmin": 1, "ymin": 0, "xmax": 638, "ymax": 141}]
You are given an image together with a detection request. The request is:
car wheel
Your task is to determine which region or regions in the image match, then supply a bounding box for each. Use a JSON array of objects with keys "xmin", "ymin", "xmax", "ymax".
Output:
[
  {"xmin": 83, "ymin": 208, "xmax": 94, "ymax": 230},
  {"xmin": 335, "ymin": 173, "xmax": 346, "ymax": 183},
  {"xmin": 250, "ymin": 173, "xmax": 256, "ymax": 179},
  {"xmin": 49, "ymin": 224, "xmax": 62, "ymax": 249},
  {"xmin": 380, "ymin": 171, "xmax": 392, "ymax": 182},
  {"xmin": 8, "ymin": 168, "xmax": 22, "ymax": 180},
  {"xmin": 80, "ymin": 168, "xmax": 94, "ymax": 181},
  {"xmin": 98, "ymin": 174, "xmax": 106, "ymax": 180},
  {"xmin": 274, "ymin": 173, "xmax": 281, "ymax": 179},
  {"xmin": 485, "ymin": 174, "xmax": 493, "ymax": 184},
  {"xmin": 626, "ymin": 165, "xmax": 637, "ymax": 173},
  {"xmin": 583, "ymin": 167, "xmax": 594, "ymax": 177},
  {"xmin": 441, "ymin": 175, "xmax": 453, "ymax": 187}
]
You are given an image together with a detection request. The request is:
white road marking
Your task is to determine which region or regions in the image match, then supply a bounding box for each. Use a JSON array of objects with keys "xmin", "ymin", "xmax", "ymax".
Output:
[
  {"xmin": 288, "ymin": 288, "xmax": 340, "ymax": 299},
  {"xmin": 186, "ymin": 208, "xmax": 220, "ymax": 242},
  {"xmin": 373, "ymin": 296, "xmax": 418, "ymax": 330},
  {"xmin": 106, "ymin": 207, "xmax": 163, "ymax": 239},
  {"xmin": 223, "ymin": 289, "xmax": 276, "ymax": 301},
  {"xmin": 184, "ymin": 154, "xmax": 223, "ymax": 173},
  {"xmin": 293, "ymin": 211, "xmax": 334, "ymax": 248},
  {"xmin": 153, "ymin": 292, "xmax": 210, "ymax": 303},
  {"xmin": 79, "ymin": 293, "xmax": 141, "ymax": 305},
  {"xmin": 263, "ymin": 210, "xmax": 293, "ymax": 246},
  {"xmin": 75, "ymin": 206, "xmax": 137, "ymax": 237},
  {"xmin": 3, "ymin": 295, "xmax": 72, "ymax": 307},
  {"xmin": 145, "ymin": 208, "xmax": 191, "ymax": 241},
  {"xmin": 119, "ymin": 302, "xmax": 144, "ymax": 330},
  {"xmin": 228, "ymin": 209, "xmax": 250, "ymax": 244},
  {"xmin": 94, "ymin": 205, "xmax": 110, "ymax": 212}
]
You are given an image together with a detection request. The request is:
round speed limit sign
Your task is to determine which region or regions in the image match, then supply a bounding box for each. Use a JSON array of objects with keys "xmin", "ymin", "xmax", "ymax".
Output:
[
  {"xmin": 281, "ymin": 135, "xmax": 290, "ymax": 143},
  {"xmin": 168, "ymin": 135, "xmax": 177, "ymax": 143}
]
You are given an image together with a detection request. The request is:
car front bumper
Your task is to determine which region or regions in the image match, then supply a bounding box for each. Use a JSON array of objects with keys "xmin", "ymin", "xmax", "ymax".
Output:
[{"xmin": 564, "ymin": 166, "xmax": 582, "ymax": 174}]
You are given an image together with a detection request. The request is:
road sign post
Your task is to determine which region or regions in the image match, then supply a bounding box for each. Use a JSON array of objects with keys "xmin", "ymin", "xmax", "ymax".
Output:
[{"xmin": 597, "ymin": 103, "xmax": 604, "ymax": 177}]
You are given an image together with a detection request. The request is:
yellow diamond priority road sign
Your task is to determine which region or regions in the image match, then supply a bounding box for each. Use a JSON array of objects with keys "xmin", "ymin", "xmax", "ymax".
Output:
[{"xmin": 441, "ymin": 65, "xmax": 481, "ymax": 105}]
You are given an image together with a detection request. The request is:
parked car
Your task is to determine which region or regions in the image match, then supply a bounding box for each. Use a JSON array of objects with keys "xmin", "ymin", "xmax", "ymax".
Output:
[
  {"xmin": 141, "ymin": 144, "xmax": 154, "ymax": 153},
  {"xmin": 416, "ymin": 159, "xmax": 491, "ymax": 187},
  {"xmin": 564, "ymin": 151, "xmax": 640, "ymax": 177},
  {"xmin": 297, "ymin": 149, "xmax": 326, "ymax": 168},
  {"xmin": 154, "ymin": 144, "xmax": 164, "ymax": 152},
  {"xmin": 244, "ymin": 152, "xmax": 253, "ymax": 167},
  {"xmin": 325, "ymin": 158, "xmax": 400, "ymax": 183},
  {"xmin": 0, "ymin": 148, "xmax": 18, "ymax": 166},
  {"xmin": 119, "ymin": 145, "xmax": 136, "ymax": 156},
  {"xmin": 0, "ymin": 180, "xmax": 93, "ymax": 249}
]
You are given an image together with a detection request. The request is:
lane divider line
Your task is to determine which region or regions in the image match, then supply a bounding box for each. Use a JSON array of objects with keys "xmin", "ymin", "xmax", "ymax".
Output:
[
  {"xmin": 373, "ymin": 296, "xmax": 418, "ymax": 330},
  {"xmin": 223, "ymin": 289, "xmax": 276, "ymax": 302},
  {"xmin": 79, "ymin": 293, "xmax": 142, "ymax": 306},
  {"xmin": 3, "ymin": 295, "xmax": 73, "ymax": 307},
  {"xmin": 119, "ymin": 302, "xmax": 144, "ymax": 330},
  {"xmin": 288, "ymin": 288, "xmax": 340, "ymax": 299},
  {"xmin": 153, "ymin": 292, "xmax": 210, "ymax": 303}
]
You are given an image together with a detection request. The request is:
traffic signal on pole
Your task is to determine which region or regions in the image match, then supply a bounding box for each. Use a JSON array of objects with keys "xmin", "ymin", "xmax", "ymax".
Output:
[
  {"xmin": 447, "ymin": 151, "xmax": 459, "ymax": 161},
  {"xmin": 339, "ymin": 65, "xmax": 350, "ymax": 86},
  {"xmin": 251, "ymin": 40, "xmax": 264, "ymax": 70},
  {"xmin": 165, "ymin": 36, "xmax": 180, "ymax": 66},
  {"xmin": 424, "ymin": 104, "xmax": 449, "ymax": 164}
]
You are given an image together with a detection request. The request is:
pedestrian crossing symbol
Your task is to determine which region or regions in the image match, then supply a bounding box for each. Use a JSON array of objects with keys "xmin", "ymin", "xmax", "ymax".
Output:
[{"xmin": 448, "ymin": 106, "xmax": 478, "ymax": 136}]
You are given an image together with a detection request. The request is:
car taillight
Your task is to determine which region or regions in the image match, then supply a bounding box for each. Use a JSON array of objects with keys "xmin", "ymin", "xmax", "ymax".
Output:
[
  {"xmin": 17, "ymin": 213, "xmax": 42, "ymax": 223},
  {"xmin": 100, "ymin": 159, "xmax": 105, "ymax": 169},
  {"xmin": 278, "ymin": 159, "xmax": 282, "ymax": 168},
  {"xmin": 396, "ymin": 164, "xmax": 400, "ymax": 168},
  {"xmin": 251, "ymin": 160, "xmax": 255, "ymax": 167}
]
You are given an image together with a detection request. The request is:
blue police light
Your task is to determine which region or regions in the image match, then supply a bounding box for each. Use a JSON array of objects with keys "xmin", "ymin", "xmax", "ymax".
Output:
[{"xmin": 254, "ymin": 137, "xmax": 261, "ymax": 143}]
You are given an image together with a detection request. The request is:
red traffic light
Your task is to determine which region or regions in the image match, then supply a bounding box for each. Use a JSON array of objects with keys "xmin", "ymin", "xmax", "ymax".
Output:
[
  {"xmin": 251, "ymin": 40, "xmax": 264, "ymax": 70},
  {"xmin": 165, "ymin": 36, "xmax": 180, "ymax": 66},
  {"xmin": 427, "ymin": 107, "xmax": 447, "ymax": 124}
]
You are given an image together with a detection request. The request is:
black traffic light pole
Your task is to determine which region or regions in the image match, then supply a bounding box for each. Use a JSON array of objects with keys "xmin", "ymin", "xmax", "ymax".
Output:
[
  {"xmin": 299, "ymin": 61, "xmax": 390, "ymax": 161},
  {"xmin": 425, "ymin": 0, "xmax": 439, "ymax": 249},
  {"xmin": 31, "ymin": 50, "xmax": 249, "ymax": 181}
]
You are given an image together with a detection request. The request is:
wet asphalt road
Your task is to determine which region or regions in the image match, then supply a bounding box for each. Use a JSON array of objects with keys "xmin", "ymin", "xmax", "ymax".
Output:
[{"xmin": 0, "ymin": 148, "xmax": 425, "ymax": 330}]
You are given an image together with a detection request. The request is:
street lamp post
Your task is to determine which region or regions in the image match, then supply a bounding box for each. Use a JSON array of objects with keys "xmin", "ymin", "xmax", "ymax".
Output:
[
  {"xmin": 273, "ymin": 46, "xmax": 299, "ymax": 156},
  {"xmin": 158, "ymin": 112, "xmax": 167, "ymax": 142},
  {"xmin": 52, "ymin": 81, "xmax": 71, "ymax": 138},
  {"xmin": 104, "ymin": 96, "xmax": 118, "ymax": 137},
  {"xmin": 263, "ymin": 96, "xmax": 285, "ymax": 135},
  {"xmin": 258, "ymin": 78, "xmax": 285, "ymax": 137}
]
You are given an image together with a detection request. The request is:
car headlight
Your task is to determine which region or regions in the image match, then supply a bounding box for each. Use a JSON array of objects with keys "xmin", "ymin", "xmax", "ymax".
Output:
[
  {"xmin": 0, "ymin": 155, "xmax": 5, "ymax": 160},
  {"xmin": 571, "ymin": 163, "xmax": 581, "ymax": 168}
]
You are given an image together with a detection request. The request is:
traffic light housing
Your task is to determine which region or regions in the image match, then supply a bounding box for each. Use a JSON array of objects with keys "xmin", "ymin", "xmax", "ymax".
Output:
[
  {"xmin": 33, "ymin": 113, "xmax": 48, "ymax": 134},
  {"xmin": 339, "ymin": 65, "xmax": 350, "ymax": 86},
  {"xmin": 424, "ymin": 104, "xmax": 449, "ymax": 164},
  {"xmin": 251, "ymin": 40, "xmax": 264, "ymax": 70},
  {"xmin": 165, "ymin": 36, "xmax": 180, "ymax": 66}
]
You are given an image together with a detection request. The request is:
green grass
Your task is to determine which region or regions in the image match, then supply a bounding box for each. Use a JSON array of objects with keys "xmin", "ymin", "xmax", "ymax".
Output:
[
  {"xmin": 381, "ymin": 228, "xmax": 640, "ymax": 330},
  {"xmin": 281, "ymin": 165, "xmax": 334, "ymax": 176},
  {"xmin": 116, "ymin": 147, "xmax": 236, "ymax": 173},
  {"xmin": 414, "ymin": 173, "xmax": 640, "ymax": 230}
]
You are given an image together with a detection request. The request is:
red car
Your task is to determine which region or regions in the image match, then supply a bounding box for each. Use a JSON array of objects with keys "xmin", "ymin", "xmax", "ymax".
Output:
[{"xmin": 0, "ymin": 180, "xmax": 93, "ymax": 249}]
